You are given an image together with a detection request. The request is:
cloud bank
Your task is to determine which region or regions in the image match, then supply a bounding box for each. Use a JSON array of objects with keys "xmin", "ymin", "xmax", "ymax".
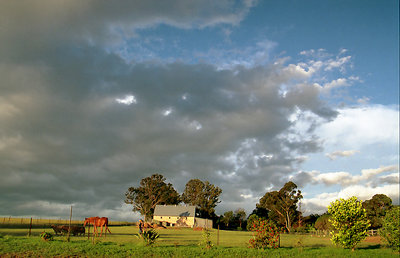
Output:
[{"xmin": 0, "ymin": 1, "xmax": 397, "ymax": 220}]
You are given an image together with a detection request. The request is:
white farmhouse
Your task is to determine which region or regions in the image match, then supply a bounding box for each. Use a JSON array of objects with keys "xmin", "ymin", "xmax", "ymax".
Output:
[{"xmin": 153, "ymin": 205, "xmax": 213, "ymax": 229}]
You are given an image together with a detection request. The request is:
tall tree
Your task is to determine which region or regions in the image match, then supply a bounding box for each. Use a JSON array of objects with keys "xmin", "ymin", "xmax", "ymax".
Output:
[
  {"xmin": 249, "ymin": 207, "xmax": 269, "ymax": 219},
  {"xmin": 222, "ymin": 211, "xmax": 234, "ymax": 227},
  {"xmin": 314, "ymin": 214, "xmax": 332, "ymax": 231},
  {"xmin": 257, "ymin": 181, "xmax": 302, "ymax": 232},
  {"xmin": 362, "ymin": 194, "xmax": 392, "ymax": 229},
  {"xmin": 235, "ymin": 208, "xmax": 247, "ymax": 229},
  {"xmin": 125, "ymin": 174, "xmax": 180, "ymax": 221},
  {"xmin": 181, "ymin": 179, "xmax": 222, "ymax": 218}
]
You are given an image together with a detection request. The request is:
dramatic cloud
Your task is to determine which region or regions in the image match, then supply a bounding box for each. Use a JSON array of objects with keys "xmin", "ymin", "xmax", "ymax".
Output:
[
  {"xmin": 0, "ymin": 1, "xmax": 397, "ymax": 220},
  {"xmin": 0, "ymin": 0, "xmax": 256, "ymax": 50},
  {"xmin": 0, "ymin": 39, "xmax": 340, "ymax": 219}
]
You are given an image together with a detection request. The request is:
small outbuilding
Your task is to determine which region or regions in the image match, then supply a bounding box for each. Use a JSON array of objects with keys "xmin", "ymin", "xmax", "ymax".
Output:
[{"xmin": 153, "ymin": 205, "xmax": 213, "ymax": 229}]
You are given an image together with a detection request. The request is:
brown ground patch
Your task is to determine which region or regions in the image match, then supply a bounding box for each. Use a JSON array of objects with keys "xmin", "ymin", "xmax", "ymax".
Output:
[{"xmin": 364, "ymin": 236, "xmax": 381, "ymax": 243}]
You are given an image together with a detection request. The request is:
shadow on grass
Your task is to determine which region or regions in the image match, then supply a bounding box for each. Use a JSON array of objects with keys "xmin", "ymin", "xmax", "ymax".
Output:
[
  {"xmin": 309, "ymin": 244, "xmax": 327, "ymax": 248},
  {"xmin": 357, "ymin": 244, "xmax": 382, "ymax": 250},
  {"xmin": 0, "ymin": 232, "xmax": 29, "ymax": 236}
]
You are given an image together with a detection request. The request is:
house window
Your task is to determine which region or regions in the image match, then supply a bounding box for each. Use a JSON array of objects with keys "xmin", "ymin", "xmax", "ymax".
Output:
[
  {"xmin": 160, "ymin": 217, "xmax": 163, "ymax": 219},
  {"xmin": 169, "ymin": 217, "xmax": 171, "ymax": 219}
]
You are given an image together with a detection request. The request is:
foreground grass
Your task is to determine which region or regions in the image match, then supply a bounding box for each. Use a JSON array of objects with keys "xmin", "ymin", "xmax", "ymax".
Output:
[{"xmin": 0, "ymin": 227, "xmax": 397, "ymax": 257}]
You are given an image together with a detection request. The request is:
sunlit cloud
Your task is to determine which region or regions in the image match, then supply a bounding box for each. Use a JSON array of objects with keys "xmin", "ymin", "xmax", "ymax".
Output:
[
  {"xmin": 116, "ymin": 95, "xmax": 137, "ymax": 105},
  {"xmin": 326, "ymin": 150, "xmax": 358, "ymax": 160}
]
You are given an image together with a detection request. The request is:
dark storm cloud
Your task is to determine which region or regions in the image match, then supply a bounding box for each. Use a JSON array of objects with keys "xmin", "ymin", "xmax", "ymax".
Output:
[
  {"xmin": 0, "ymin": 0, "xmax": 336, "ymax": 219},
  {"xmin": 0, "ymin": 0, "xmax": 255, "ymax": 55}
]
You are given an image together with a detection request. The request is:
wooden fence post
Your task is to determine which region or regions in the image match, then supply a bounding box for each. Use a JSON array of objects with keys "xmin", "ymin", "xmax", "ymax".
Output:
[
  {"xmin": 278, "ymin": 233, "xmax": 280, "ymax": 248},
  {"xmin": 28, "ymin": 217, "xmax": 32, "ymax": 237},
  {"xmin": 217, "ymin": 224, "xmax": 220, "ymax": 246},
  {"xmin": 67, "ymin": 206, "xmax": 72, "ymax": 242}
]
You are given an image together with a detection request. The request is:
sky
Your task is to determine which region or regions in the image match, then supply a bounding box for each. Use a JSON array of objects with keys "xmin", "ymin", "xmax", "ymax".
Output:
[{"xmin": 0, "ymin": 0, "xmax": 398, "ymax": 221}]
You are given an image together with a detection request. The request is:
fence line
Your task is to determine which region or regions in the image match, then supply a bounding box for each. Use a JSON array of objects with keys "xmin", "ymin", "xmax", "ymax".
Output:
[
  {"xmin": 0, "ymin": 216, "xmax": 135, "ymax": 226},
  {"xmin": 282, "ymin": 229, "xmax": 380, "ymax": 237}
]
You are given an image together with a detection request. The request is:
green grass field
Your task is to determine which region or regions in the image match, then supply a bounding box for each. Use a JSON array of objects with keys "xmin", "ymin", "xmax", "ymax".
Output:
[{"xmin": 0, "ymin": 225, "xmax": 398, "ymax": 257}]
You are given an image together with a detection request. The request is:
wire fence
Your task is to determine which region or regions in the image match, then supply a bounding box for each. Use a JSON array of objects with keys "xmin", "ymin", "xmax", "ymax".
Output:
[
  {"xmin": 282, "ymin": 229, "xmax": 379, "ymax": 237},
  {"xmin": 0, "ymin": 216, "xmax": 136, "ymax": 228}
]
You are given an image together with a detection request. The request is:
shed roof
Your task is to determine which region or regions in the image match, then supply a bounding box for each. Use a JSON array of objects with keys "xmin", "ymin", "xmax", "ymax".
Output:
[{"xmin": 154, "ymin": 205, "xmax": 196, "ymax": 217}]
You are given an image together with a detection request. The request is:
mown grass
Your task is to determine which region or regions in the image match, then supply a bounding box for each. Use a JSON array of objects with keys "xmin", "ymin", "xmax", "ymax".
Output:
[{"xmin": 0, "ymin": 226, "xmax": 397, "ymax": 257}]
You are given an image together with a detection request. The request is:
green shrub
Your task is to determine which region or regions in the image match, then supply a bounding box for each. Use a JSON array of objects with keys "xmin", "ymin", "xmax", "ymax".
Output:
[
  {"xmin": 328, "ymin": 196, "xmax": 370, "ymax": 251},
  {"xmin": 246, "ymin": 214, "xmax": 259, "ymax": 231},
  {"xmin": 248, "ymin": 218, "xmax": 279, "ymax": 249},
  {"xmin": 198, "ymin": 228, "xmax": 213, "ymax": 250},
  {"xmin": 379, "ymin": 206, "xmax": 400, "ymax": 251},
  {"xmin": 39, "ymin": 232, "xmax": 53, "ymax": 241},
  {"xmin": 137, "ymin": 229, "xmax": 159, "ymax": 246}
]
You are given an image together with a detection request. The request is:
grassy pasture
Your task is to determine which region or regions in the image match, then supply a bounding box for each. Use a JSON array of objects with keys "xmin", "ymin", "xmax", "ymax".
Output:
[{"xmin": 1, "ymin": 226, "xmax": 398, "ymax": 257}]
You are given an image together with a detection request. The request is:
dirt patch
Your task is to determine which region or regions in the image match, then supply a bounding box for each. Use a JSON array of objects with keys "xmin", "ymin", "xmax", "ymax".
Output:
[{"xmin": 364, "ymin": 236, "xmax": 381, "ymax": 243}]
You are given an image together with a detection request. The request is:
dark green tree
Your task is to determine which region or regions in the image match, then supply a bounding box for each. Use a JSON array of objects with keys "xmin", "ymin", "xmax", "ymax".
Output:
[
  {"xmin": 379, "ymin": 206, "xmax": 400, "ymax": 251},
  {"xmin": 249, "ymin": 207, "xmax": 269, "ymax": 219},
  {"xmin": 257, "ymin": 181, "xmax": 302, "ymax": 232},
  {"xmin": 181, "ymin": 179, "xmax": 222, "ymax": 218},
  {"xmin": 362, "ymin": 194, "xmax": 392, "ymax": 229},
  {"xmin": 303, "ymin": 213, "xmax": 320, "ymax": 230},
  {"xmin": 222, "ymin": 211, "xmax": 234, "ymax": 227},
  {"xmin": 234, "ymin": 208, "xmax": 247, "ymax": 229},
  {"xmin": 125, "ymin": 174, "xmax": 180, "ymax": 221},
  {"xmin": 314, "ymin": 214, "xmax": 332, "ymax": 231}
]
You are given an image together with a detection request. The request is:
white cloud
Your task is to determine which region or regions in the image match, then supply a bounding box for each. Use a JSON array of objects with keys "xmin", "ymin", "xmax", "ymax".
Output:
[
  {"xmin": 361, "ymin": 165, "xmax": 399, "ymax": 179},
  {"xmin": 316, "ymin": 171, "xmax": 355, "ymax": 186},
  {"xmin": 297, "ymin": 49, "xmax": 352, "ymax": 75},
  {"xmin": 282, "ymin": 63, "xmax": 315, "ymax": 79},
  {"xmin": 302, "ymin": 183, "xmax": 399, "ymax": 215},
  {"xmin": 326, "ymin": 150, "xmax": 358, "ymax": 160},
  {"xmin": 163, "ymin": 108, "xmax": 173, "ymax": 116},
  {"xmin": 324, "ymin": 56, "xmax": 352, "ymax": 72},
  {"xmin": 292, "ymin": 165, "xmax": 399, "ymax": 187},
  {"xmin": 320, "ymin": 76, "xmax": 361, "ymax": 93},
  {"xmin": 116, "ymin": 95, "xmax": 137, "ymax": 105},
  {"xmin": 317, "ymin": 105, "xmax": 399, "ymax": 149},
  {"xmin": 339, "ymin": 184, "xmax": 399, "ymax": 203},
  {"xmin": 322, "ymin": 78, "xmax": 350, "ymax": 91}
]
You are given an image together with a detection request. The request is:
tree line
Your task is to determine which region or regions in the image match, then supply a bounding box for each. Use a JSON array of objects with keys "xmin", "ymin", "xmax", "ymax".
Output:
[
  {"xmin": 124, "ymin": 173, "xmax": 396, "ymax": 234},
  {"xmin": 124, "ymin": 174, "xmax": 222, "ymax": 221}
]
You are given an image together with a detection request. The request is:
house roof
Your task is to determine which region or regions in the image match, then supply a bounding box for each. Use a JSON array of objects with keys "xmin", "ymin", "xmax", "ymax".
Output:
[{"xmin": 154, "ymin": 205, "xmax": 196, "ymax": 217}]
